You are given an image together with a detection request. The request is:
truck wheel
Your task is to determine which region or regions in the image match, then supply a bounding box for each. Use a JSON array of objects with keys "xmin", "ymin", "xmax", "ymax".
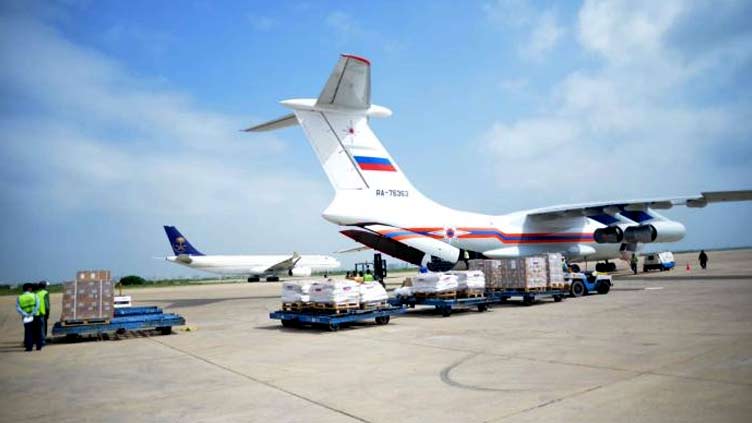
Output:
[
  {"xmin": 375, "ymin": 316, "xmax": 390, "ymax": 325},
  {"xmin": 477, "ymin": 304, "xmax": 488, "ymax": 312},
  {"xmin": 596, "ymin": 282, "xmax": 611, "ymax": 295},
  {"xmin": 553, "ymin": 295, "xmax": 563, "ymax": 302},
  {"xmin": 327, "ymin": 323, "xmax": 340, "ymax": 332},
  {"xmin": 158, "ymin": 326, "xmax": 172, "ymax": 335},
  {"xmin": 522, "ymin": 296, "xmax": 534, "ymax": 306},
  {"xmin": 570, "ymin": 280, "xmax": 585, "ymax": 297}
]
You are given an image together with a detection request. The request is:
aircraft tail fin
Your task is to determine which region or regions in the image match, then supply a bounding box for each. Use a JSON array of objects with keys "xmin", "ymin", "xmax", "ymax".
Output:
[
  {"xmin": 163, "ymin": 226, "xmax": 204, "ymax": 256},
  {"xmin": 245, "ymin": 54, "xmax": 423, "ymax": 203}
]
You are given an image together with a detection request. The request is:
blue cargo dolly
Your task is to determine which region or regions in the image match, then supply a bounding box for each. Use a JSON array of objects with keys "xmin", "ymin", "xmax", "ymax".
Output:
[
  {"xmin": 269, "ymin": 306, "xmax": 406, "ymax": 331},
  {"xmin": 488, "ymin": 289, "xmax": 565, "ymax": 306},
  {"xmin": 52, "ymin": 306, "xmax": 185, "ymax": 338},
  {"xmin": 388, "ymin": 295, "xmax": 498, "ymax": 317}
]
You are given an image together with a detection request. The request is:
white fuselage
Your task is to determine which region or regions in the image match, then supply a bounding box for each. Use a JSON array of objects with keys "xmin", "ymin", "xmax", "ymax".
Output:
[{"xmin": 166, "ymin": 254, "xmax": 340, "ymax": 276}]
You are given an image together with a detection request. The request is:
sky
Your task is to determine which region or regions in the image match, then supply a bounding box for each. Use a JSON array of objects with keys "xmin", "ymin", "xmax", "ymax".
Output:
[{"xmin": 1, "ymin": 0, "xmax": 751, "ymax": 282}]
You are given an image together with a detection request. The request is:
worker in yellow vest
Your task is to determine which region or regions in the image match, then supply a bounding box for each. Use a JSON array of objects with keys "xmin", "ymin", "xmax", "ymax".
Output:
[
  {"xmin": 36, "ymin": 281, "xmax": 50, "ymax": 339},
  {"xmin": 16, "ymin": 283, "xmax": 42, "ymax": 352},
  {"xmin": 363, "ymin": 270, "xmax": 375, "ymax": 282}
]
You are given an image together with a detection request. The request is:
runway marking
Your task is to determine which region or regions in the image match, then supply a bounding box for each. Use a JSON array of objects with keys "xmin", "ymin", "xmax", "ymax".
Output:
[
  {"xmin": 644, "ymin": 287, "xmax": 665, "ymax": 290},
  {"xmin": 145, "ymin": 337, "xmax": 371, "ymax": 423}
]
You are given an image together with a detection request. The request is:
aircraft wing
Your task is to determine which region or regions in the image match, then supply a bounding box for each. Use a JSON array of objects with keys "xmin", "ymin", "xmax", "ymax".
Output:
[
  {"xmin": 334, "ymin": 245, "xmax": 372, "ymax": 254},
  {"xmin": 526, "ymin": 190, "xmax": 752, "ymax": 220},
  {"xmin": 264, "ymin": 253, "xmax": 302, "ymax": 273}
]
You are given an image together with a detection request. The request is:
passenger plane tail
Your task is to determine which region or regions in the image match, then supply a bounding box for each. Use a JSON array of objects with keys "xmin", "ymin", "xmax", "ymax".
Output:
[{"xmin": 163, "ymin": 225, "xmax": 204, "ymax": 256}]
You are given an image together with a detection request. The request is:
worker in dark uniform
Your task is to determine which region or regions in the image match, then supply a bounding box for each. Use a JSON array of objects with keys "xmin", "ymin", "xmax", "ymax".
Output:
[
  {"xmin": 36, "ymin": 281, "xmax": 50, "ymax": 339},
  {"xmin": 698, "ymin": 250, "xmax": 708, "ymax": 270},
  {"xmin": 630, "ymin": 254, "xmax": 639, "ymax": 275},
  {"xmin": 16, "ymin": 283, "xmax": 41, "ymax": 352}
]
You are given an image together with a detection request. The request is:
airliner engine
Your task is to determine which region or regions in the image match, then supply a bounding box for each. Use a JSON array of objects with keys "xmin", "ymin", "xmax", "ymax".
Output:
[
  {"xmin": 623, "ymin": 221, "xmax": 686, "ymax": 243},
  {"xmin": 593, "ymin": 226, "xmax": 624, "ymax": 244},
  {"xmin": 289, "ymin": 267, "xmax": 312, "ymax": 277}
]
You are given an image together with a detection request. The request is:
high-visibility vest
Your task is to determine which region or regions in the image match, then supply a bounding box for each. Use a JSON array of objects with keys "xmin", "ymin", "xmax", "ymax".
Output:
[
  {"xmin": 363, "ymin": 274, "xmax": 374, "ymax": 282},
  {"xmin": 37, "ymin": 290, "xmax": 49, "ymax": 315},
  {"xmin": 18, "ymin": 292, "xmax": 36, "ymax": 314}
]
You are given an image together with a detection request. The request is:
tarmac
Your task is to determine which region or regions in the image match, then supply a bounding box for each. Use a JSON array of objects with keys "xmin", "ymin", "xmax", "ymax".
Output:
[{"xmin": 0, "ymin": 248, "xmax": 751, "ymax": 422}]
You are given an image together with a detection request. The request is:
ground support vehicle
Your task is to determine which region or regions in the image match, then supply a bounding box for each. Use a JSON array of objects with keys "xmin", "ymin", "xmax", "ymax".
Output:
[
  {"xmin": 269, "ymin": 306, "xmax": 406, "ymax": 331},
  {"xmin": 565, "ymin": 272, "xmax": 613, "ymax": 297},
  {"xmin": 52, "ymin": 306, "xmax": 185, "ymax": 339}
]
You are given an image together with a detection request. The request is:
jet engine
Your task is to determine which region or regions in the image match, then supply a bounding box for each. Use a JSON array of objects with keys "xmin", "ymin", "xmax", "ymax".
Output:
[
  {"xmin": 594, "ymin": 226, "xmax": 624, "ymax": 244},
  {"xmin": 288, "ymin": 267, "xmax": 312, "ymax": 277},
  {"xmin": 624, "ymin": 221, "xmax": 686, "ymax": 243}
]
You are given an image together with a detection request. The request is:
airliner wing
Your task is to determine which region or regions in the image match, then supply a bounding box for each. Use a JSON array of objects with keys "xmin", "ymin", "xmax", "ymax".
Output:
[
  {"xmin": 265, "ymin": 253, "xmax": 302, "ymax": 273},
  {"xmin": 334, "ymin": 245, "xmax": 372, "ymax": 254},
  {"xmin": 527, "ymin": 190, "xmax": 752, "ymax": 220}
]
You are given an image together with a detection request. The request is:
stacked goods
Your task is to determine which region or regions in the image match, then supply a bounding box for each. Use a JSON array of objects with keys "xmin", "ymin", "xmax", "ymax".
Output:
[
  {"xmin": 309, "ymin": 280, "xmax": 360, "ymax": 305},
  {"xmin": 469, "ymin": 259, "xmax": 502, "ymax": 289},
  {"xmin": 281, "ymin": 280, "xmax": 313, "ymax": 303},
  {"xmin": 497, "ymin": 256, "xmax": 548, "ymax": 290},
  {"xmin": 412, "ymin": 273, "xmax": 459, "ymax": 293},
  {"xmin": 359, "ymin": 282, "xmax": 389, "ymax": 306},
  {"xmin": 393, "ymin": 286, "xmax": 413, "ymax": 297},
  {"xmin": 447, "ymin": 270, "xmax": 486, "ymax": 290},
  {"xmin": 545, "ymin": 253, "xmax": 567, "ymax": 289},
  {"xmin": 61, "ymin": 270, "xmax": 114, "ymax": 322}
]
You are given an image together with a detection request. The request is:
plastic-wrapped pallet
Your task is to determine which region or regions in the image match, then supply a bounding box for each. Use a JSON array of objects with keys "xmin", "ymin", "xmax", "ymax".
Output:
[
  {"xmin": 447, "ymin": 270, "xmax": 486, "ymax": 290},
  {"xmin": 281, "ymin": 280, "xmax": 313, "ymax": 303},
  {"xmin": 545, "ymin": 253, "xmax": 566, "ymax": 288},
  {"xmin": 393, "ymin": 286, "xmax": 413, "ymax": 297},
  {"xmin": 469, "ymin": 259, "xmax": 502, "ymax": 289},
  {"xmin": 309, "ymin": 280, "xmax": 360, "ymax": 305},
  {"xmin": 359, "ymin": 282, "xmax": 388, "ymax": 304},
  {"xmin": 412, "ymin": 273, "xmax": 459, "ymax": 293}
]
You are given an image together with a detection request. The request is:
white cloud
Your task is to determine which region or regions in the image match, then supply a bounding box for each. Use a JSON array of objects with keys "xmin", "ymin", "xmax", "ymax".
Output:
[
  {"xmin": 0, "ymin": 13, "xmax": 336, "ymax": 280},
  {"xmin": 484, "ymin": 0, "xmax": 566, "ymax": 60},
  {"xmin": 482, "ymin": 0, "xmax": 752, "ymax": 207}
]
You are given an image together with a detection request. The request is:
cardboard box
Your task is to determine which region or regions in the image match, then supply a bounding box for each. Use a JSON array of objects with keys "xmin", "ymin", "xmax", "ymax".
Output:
[{"xmin": 61, "ymin": 273, "xmax": 114, "ymax": 321}]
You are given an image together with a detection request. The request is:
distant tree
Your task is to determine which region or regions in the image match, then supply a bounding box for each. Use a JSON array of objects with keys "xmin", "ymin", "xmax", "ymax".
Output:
[{"xmin": 119, "ymin": 275, "xmax": 146, "ymax": 286}]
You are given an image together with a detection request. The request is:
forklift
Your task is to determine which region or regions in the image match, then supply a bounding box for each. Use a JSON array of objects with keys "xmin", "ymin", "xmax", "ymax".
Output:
[{"xmin": 353, "ymin": 253, "xmax": 388, "ymax": 287}]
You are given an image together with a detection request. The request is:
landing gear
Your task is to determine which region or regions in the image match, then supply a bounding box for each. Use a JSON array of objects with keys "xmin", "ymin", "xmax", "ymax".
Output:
[
  {"xmin": 595, "ymin": 261, "xmax": 617, "ymax": 273},
  {"xmin": 247, "ymin": 276, "xmax": 260, "ymax": 282},
  {"xmin": 266, "ymin": 276, "xmax": 280, "ymax": 282}
]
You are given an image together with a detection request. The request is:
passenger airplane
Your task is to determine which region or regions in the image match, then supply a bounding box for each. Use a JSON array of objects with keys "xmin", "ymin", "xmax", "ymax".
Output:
[
  {"xmin": 163, "ymin": 226, "xmax": 340, "ymax": 281},
  {"xmin": 246, "ymin": 54, "xmax": 752, "ymax": 272}
]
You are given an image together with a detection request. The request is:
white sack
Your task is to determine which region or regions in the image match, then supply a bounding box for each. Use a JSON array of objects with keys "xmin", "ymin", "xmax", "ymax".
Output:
[
  {"xmin": 281, "ymin": 280, "xmax": 313, "ymax": 303},
  {"xmin": 359, "ymin": 281, "xmax": 388, "ymax": 303},
  {"xmin": 447, "ymin": 270, "xmax": 486, "ymax": 290},
  {"xmin": 412, "ymin": 273, "xmax": 459, "ymax": 293},
  {"xmin": 309, "ymin": 280, "xmax": 360, "ymax": 304}
]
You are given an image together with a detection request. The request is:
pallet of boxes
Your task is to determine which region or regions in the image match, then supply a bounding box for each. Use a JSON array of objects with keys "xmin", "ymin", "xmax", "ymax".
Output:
[
  {"xmin": 60, "ymin": 270, "xmax": 114, "ymax": 326},
  {"xmin": 469, "ymin": 253, "xmax": 566, "ymax": 304},
  {"xmin": 281, "ymin": 279, "xmax": 390, "ymax": 314},
  {"xmin": 407, "ymin": 271, "xmax": 486, "ymax": 299}
]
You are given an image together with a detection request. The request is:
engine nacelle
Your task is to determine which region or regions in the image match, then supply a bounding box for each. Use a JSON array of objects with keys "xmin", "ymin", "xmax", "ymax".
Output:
[
  {"xmin": 624, "ymin": 221, "xmax": 686, "ymax": 243},
  {"xmin": 594, "ymin": 226, "xmax": 624, "ymax": 244},
  {"xmin": 289, "ymin": 267, "xmax": 312, "ymax": 277}
]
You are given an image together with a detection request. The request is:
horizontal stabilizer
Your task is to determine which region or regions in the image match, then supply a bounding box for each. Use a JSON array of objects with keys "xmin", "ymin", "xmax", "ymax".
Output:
[{"xmin": 243, "ymin": 113, "xmax": 298, "ymax": 132}]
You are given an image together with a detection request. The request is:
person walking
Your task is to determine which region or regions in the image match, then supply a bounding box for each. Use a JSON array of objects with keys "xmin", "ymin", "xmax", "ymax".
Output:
[
  {"xmin": 630, "ymin": 254, "xmax": 639, "ymax": 275},
  {"xmin": 36, "ymin": 281, "xmax": 50, "ymax": 339},
  {"xmin": 16, "ymin": 283, "xmax": 42, "ymax": 352},
  {"xmin": 698, "ymin": 250, "xmax": 708, "ymax": 270}
]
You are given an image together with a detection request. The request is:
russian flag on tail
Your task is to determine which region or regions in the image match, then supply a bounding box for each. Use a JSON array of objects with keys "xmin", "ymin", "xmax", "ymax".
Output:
[{"xmin": 354, "ymin": 156, "xmax": 396, "ymax": 172}]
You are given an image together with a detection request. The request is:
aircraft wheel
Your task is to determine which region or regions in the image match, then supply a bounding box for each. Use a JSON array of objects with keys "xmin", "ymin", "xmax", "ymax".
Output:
[
  {"xmin": 553, "ymin": 295, "xmax": 563, "ymax": 302},
  {"xmin": 281, "ymin": 319, "xmax": 297, "ymax": 328},
  {"xmin": 441, "ymin": 308, "xmax": 452, "ymax": 317},
  {"xmin": 327, "ymin": 323, "xmax": 340, "ymax": 332},
  {"xmin": 477, "ymin": 304, "xmax": 488, "ymax": 312},
  {"xmin": 266, "ymin": 276, "xmax": 280, "ymax": 282},
  {"xmin": 248, "ymin": 276, "xmax": 260, "ymax": 283}
]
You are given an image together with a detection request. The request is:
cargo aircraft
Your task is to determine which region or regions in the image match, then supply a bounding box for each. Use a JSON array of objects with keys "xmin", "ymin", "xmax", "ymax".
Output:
[
  {"xmin": 163, "ymin": 226, "xmax": 340, "ymax": 281},
  {"xmin": 246, "ymin": 54, "xmax": 752, "ymax": 272}
]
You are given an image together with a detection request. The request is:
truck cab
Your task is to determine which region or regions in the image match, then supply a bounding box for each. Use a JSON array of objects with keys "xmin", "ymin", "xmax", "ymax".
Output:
[{"xmin": 643, "ymin": 251, "xmax": 675, "ymax": 272}]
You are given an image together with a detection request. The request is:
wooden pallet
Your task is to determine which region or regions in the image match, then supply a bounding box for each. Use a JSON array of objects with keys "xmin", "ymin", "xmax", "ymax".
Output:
[
  {"xmin": 281, "ymin": 302, "xmax": 310, "ymax": 312},
  {"xmin": 487, "ymin": 286, "xmax": 548, "ymax": 293},
  {"xmin": 360, "ymin": 301, "xmax": 389, "ymax": 310},
  {"xmin": 548, "ymin": 283, "xmax": 571, "ymax": 290},
  {"xmin": 414, "ymin": 291, "xmax": 458, "ymax": 300},
  {"xmin": 60, "ymin": 318, "xmax": 111, "ymax": 327},
  {"xmin": 311, "ymin": 302, "xmax": 360, "ymax": 314},
  {"xmin": 458, "ymin": 289, "xmax": 485, "ymax": 299}
]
